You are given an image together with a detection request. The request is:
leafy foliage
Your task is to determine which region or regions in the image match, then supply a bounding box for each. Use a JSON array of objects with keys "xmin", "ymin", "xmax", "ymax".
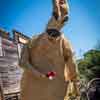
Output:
[{"xmin": 77, "ymin": 49, "xmax": 100, "ymax": 82}]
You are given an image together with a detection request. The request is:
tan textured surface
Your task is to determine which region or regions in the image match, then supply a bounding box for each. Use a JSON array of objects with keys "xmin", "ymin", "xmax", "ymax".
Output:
[
  {"xmin": 19, "ymin": 0, "xmax": 79, "ymax": 100},
  {"xmin": 19, "ymin": 33, "xmax": 77, "ymax": 100}
]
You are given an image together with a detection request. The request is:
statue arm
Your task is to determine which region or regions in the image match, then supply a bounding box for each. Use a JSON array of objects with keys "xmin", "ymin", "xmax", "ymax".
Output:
[
  {"xmin": 19, "ymin": 44, "xmax": 32, "ymax": 70},
  {"xmin": 19, "ymin": 43, "xmax": 45, "ymax": 78},
  {"xmin": 46, "ymin": 0, "xmax": 69, "ymax": 31},
  {"xmin": 62, "ymin": 38, "xmax": 80, "ymax": 98},
  {"xmin": 62, "ymin": 38, "xmax": 78, "ymax": 81}
]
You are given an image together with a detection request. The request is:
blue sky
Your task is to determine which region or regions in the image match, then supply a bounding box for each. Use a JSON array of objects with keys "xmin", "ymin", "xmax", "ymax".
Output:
[{"xmin": 0, "ymin": 0, "xmax": 100, "ymax": 58}]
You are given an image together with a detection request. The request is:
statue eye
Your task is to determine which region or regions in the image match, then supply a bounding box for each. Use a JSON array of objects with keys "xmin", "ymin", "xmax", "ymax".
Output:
[
  {"xmin": 53, "ymin": 12, "xmax": 59, "ymax": 20},
  {"xmin": 61, "ymin": 15, "xmax": 69, "ymax": 24}
]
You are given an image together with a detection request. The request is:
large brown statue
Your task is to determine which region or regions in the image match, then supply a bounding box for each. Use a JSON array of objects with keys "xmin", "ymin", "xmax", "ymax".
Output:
[{"xmin": 19, "ymin": 0, "xmax": 80, "ymax": 100}]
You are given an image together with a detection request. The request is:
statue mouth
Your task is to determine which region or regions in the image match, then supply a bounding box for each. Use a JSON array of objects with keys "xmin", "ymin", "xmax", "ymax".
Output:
[{"xmin": 46, "ymin": 28, "xmax": 62, "ymax": 38}]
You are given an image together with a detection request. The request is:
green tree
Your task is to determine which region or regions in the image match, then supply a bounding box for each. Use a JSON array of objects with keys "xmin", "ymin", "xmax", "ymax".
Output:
[{"xmin": 77, "ymin": 49, "xmax": 100, "ymax": 82}]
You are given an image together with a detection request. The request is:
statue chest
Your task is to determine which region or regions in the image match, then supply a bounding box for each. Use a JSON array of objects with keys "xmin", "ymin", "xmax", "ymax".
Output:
[
  {"xmin": 30, "ymin": 37, "xmax": 63, "ymax": 59},
  {"xmin": 29, "ymin": 37, "xmax": 65, "ymax": 75}
]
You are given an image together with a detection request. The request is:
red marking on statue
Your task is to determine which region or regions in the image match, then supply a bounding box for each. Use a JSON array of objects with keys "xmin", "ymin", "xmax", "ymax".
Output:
[{"xmin": 46, "ymin": 71, "xmax": 56, "ymax": 78}]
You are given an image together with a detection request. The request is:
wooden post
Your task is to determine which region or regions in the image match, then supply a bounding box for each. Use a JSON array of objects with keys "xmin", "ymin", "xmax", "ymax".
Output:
[
  {"xmin": 0, "ymin": 37, "xmax": 3, "ymax": 56},
  {"xmin": 0, "ymin": 75, "xmax": 5, "ymax": 100}
]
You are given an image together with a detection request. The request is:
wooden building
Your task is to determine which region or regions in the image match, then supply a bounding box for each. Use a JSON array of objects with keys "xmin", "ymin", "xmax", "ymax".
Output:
[{"xmin": 0, "ymin": 28, "xmax": 30, "ymax": 100}]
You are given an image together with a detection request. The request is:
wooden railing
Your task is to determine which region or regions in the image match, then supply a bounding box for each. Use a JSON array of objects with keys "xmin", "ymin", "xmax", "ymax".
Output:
[{"xmin": 4, "ymin": 92, "xmax": 20, "ymax": 100}]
